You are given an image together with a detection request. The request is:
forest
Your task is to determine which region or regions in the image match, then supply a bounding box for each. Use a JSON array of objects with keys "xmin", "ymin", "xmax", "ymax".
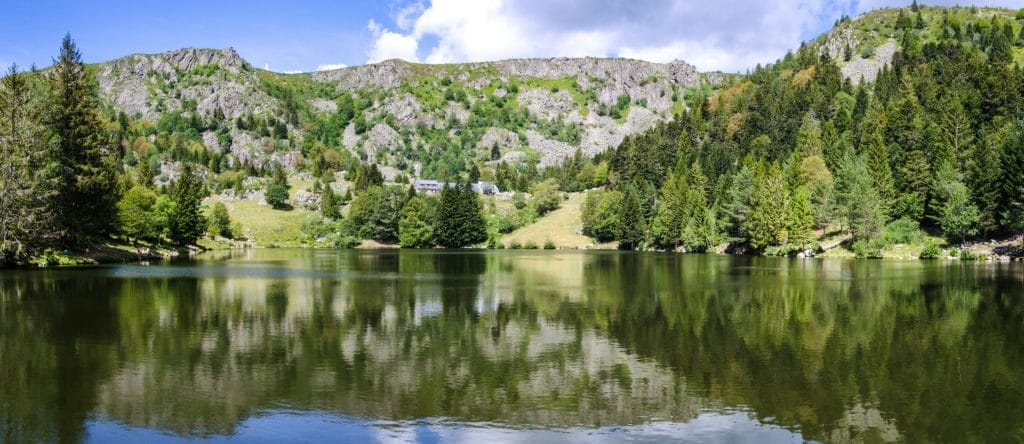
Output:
[{"xmin": 2, "ymin": 4, "xmax": 1024, "ymax": 266}]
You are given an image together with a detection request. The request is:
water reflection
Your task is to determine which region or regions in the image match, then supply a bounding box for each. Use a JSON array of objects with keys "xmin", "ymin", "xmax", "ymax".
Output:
[{"xmin": 1, "ymin": 250, "xmax": 1023, "ymax": 442}]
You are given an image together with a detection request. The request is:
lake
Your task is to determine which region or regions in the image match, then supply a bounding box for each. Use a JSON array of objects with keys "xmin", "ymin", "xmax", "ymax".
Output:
[{"xmin": 1, "ymin": 249, "xmax": 1023, "ymax": 443}]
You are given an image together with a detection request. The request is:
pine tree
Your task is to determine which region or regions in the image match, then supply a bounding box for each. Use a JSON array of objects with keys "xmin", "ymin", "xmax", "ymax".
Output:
[
  {"xmin": 0, "ymin": 64, "xmax": 55, "ymax": 265},
  {"xmin": 49, "ymin": 34, "xmax": 120, "ymax": 244},
  {"xmin": 745, "ymin": 162, "xmax": 788, "ymax": 250},
  {"xmin": 862, "ymin": 120, "xmax": 895, "ymax": 212},
  {"xmin": 169, "ymin": 165, "xmax": 206, "ymax": 245},
  {"xmin": 786, "ymin": 186, "xmax": 816, "ymax": 249},
  {"xmin": 435, "ymin": 181, "xmax": 486, "ymax": 248},
  {"xmin": 794, "ymin": 114, "xmax": 823, "ymax": 158},
  {"xmin": 1001, "ymin": 124, "xmax": 1024, "ymax": 232},
  {"xmin": 837, "ymin": 154, "xmax": 887, "ymax": 240},
  {"xmin": 320, "ymin": 183, "xmax": 340, "ymax": 219},
  {"xmin": 616, "ymin": 183, "xmax": 646, "ymax": 250},
  {"xmin": 648, "ymin": 171, "xmax": 685, "ymax": 249}
]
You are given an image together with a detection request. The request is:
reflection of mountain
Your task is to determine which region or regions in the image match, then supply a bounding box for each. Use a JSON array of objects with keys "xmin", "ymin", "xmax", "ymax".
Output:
[{"xmin": 1, "ymin": 252, "xmax": 1023, "ymax": 442}]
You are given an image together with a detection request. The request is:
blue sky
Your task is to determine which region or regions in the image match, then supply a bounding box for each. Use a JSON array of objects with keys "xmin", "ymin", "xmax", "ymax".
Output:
[{"xmin": 0, "ymin": 0, "xmax": 1018, "ymax": 73}]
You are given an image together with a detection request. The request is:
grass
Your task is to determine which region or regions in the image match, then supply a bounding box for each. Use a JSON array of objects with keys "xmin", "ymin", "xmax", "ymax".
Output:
[
  {"xmin": 499, "ymin": 192, "xmax": 597, "ymax": 249},
  {"xmin": 205, "ymin": 177, "xmax": 320, "ymax": 247}
]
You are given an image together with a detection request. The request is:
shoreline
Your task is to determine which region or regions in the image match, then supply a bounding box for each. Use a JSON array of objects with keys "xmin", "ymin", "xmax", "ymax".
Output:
[{"xmin": 12, "ymin": 241, "xmax": 1023, "ymax": 269}]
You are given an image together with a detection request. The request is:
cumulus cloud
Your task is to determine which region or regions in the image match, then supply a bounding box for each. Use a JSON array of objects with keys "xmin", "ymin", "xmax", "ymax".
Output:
[
  {"xmin": 364, "ymin": 0, "xmax": 1014, "ymax": 72},
  {"xmin": 366, "ymin": 18, "xmax": 421, "ymax": 63},
  {"xmin": 316, "ymin": 63, "xmax": 348, "ymax": 71}
]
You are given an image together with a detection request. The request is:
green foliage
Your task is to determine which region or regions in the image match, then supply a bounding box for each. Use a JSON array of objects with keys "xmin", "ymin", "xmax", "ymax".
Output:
[
  {"xmin": 349, "ymin": 185, "xmax": 405, "ymax": 243},
  {"xmin": 882, "ymin": 218, "xmax": 923, "ymax": 245},
  {"xmin": 208, "ymin": 202, "xmax": 233, "ymax": 238},
  {"xmin": 582, "ymin": 189, "xmax": 621, "ymax": 242},
  {"xmin": 399, "ymin": 195, "xmax": 436, "ymax": 248},
  {"xmin": 852, "ymin": 238, "xmax": 885, "ymax": 259},
  {"xmin": 265, "ymin": 183, "xmax": 289, "ymax": 209},
  {"xmin": 117, "ymin": 185, "xmax": 160, "ymax": 242},
  {"xmin": 745, "ymin": 163, "xmax": 788, "ymax": 250},
  {"xmin": 919, "ymin": 240, "xmax": 941, "ymax": 259},
  {"xmin": 616, "ymin": 183, "xmax": 646, "ymax": 250},
  {"xmin": 320, "ymin": 185, "xmax": 340, "ymax": 219},
  {"xmin": 435, "ymin": 181, "xmax": 487, "ymax": 248},
  {"xmin": 530, "ymin": 178, "xmax": 562, "ymax": 215},
  {"xmin": 0, "ymin": 64, "xmax": 55, "ymax": 265},
  {"xmin": 524, "ymin": 240, "xmax": 539, "ymax": 250},
  {"xmin": 543, "ymin": 239, "xmax": 556, "ymax": 250},
  {"xmin": 1001, "ymin": 124, "xmax": 1024, "ymax": 232},
  {"xmin": 51, "ymin": 34, "xmax": 120, "ymax": 244},
  {"xmin": 169, "ymin": 165, "xmax": 206, "ymax": 245},
  {"xmin": 940, "ymin": 180, "xmax": 981, "ymax": 244}
]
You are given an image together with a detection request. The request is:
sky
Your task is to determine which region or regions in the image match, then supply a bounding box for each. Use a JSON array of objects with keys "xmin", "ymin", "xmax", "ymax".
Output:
[{"xmin": 0, "ymin": 0, "xmax": 1020, "ymax": 74}]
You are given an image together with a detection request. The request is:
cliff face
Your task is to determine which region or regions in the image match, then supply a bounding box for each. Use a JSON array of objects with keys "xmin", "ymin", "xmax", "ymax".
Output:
[{"xmin": 92, "ymin": 49, "xmax": 713, "ymax": 172}]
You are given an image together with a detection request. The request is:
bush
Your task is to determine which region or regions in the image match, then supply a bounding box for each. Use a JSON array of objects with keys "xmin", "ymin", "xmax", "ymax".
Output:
[
  {"xmin": 960, "ymin": 250, "xmax": 983, "ymax": 261},
  {"xmin": 524, "ymin": 240, "xmax": 539, "ymax": 249},
  {"xmin": 208, "ymin": 202, "xmax": 233, "ymax": 238},
  {"xmin": 919, "ymin": 241, "xmax": 941, "ymax": 259},
  {"xmin": 543, "ymin": 239, "xmax": 556, "ymax": 250},
  {"xmin": 853, "ymin": 239, "xmax": 884, "ymax": 259},
  {"xmin": 265, "ymin": 183, "xmax": 289, "ymax": 209},
  {"xmin": 509, "ymin": 240, "xmax": 523, "ymax": 249},
  {"xmin": 882, "ymin": 218, "xmax": 922, "ymax": 245},
  {"xmin": 949, "ymin": 247, "xmax": 960, "ymax": 258}
]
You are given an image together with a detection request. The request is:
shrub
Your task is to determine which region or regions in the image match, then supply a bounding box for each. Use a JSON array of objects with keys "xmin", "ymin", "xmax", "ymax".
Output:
[
  {"xmin": 524, "ymin": 240, "xmax": 539, "ymax": 249},
  {"xmin": 960, "ymin": 250, "xmax": 983, "ymax": 261},
  {"xmin": 853, "ymin": 239, "xmax": 884, "ymax": 259},
  {"xmin": 882, "ymin": 218, "xmax": 922, "ymax": 245},
  {"xmin": 543, "ymin": 239, "xmax": 556, "ymax": 250},
  {"xmin": 509, "ymin": 240, "xmax": 523, "ymax": 249},
  {"xmin": 265, "ymin": 183, "xmax": 289, "ymax": 209},
  {"xmin": 919, "ymin": 241, "xmax": 941, "ymax": 259}
]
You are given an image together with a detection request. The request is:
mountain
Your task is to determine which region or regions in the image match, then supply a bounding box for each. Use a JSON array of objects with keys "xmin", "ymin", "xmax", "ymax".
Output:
[{"xmin": 91, "ymin": 48, "xmax": 725, "ymax": 180}]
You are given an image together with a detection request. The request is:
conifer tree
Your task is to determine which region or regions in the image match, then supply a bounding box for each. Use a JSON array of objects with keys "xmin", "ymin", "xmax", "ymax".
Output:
[
  {"xmin": 169, "ymin": 165, "xmax": 206, "ymax": 246},
  {"xmin": 786, "ymin": 186, "xmax": 816, "ymax": 249},
  {"xmin": 745, "ymin": 162, "xmax": 788, "ymax": 250},
  {"xmin": 616, "ymin": 183, "xmax": 646, "ymax": 250},
  {"xmin": 320, "ymin": 182, "xmax": 340, "ymax": 219},
  {"xmin": 49, "ymin": 34, "xmax": 119, "ymax": 244},
  {"xmin": 861, "ymin": 121, "xmax": 895, "ymax": 212},
  {"xmin": 1001, "ymin": 124, "xmax": 1024, "ymax": 232},
  {"xmin": 0, "ymin": 64, "xmax": 55, "ymax": 265}
]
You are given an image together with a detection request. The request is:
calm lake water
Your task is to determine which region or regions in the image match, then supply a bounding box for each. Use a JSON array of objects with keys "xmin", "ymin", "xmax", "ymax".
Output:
[{"xmin": 1, "ymin": 249, "xmax": 1023, "ymax": 443}]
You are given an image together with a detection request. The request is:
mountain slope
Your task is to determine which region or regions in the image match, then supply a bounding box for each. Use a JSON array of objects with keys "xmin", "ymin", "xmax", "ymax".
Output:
[{"xmin": 90, "ymin": 49, "xmax": 720, "ymax": 181}]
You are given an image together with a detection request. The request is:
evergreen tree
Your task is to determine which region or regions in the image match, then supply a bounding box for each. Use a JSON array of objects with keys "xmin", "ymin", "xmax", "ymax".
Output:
[
  {"xmin": 169, "ymin": 165, "xmax": 206, "ymax": 245},
  {"xmin": 722, "ymin": 157, "xmax": 757, "ymax": 241},
  {"xmin": 320, "ymin": 184, "xmax": 340, "ymax": 219},
  {"xmin": 837, "ymin": 154, "xmax": 887, "ymax": 240},
  {"xmin": 49, "ymin": 34, "xmax": 119, "ymax": 244},
  {"xmin": 862, "ymin": 120, "xmax": 895, "ymax": 212},
  {"xmin": 745, "ymin": 162, "xmax": 788, "ymax": 250},
  {"xmin": 648, "ymin": 171, "xmax": 686, "ymax": 249},
  {"xmin": 1001, "ymin": 124, "xmax": 1024, "ymax": 232},
  {"xmin": 435, "ymin": 181, "xmax": 486, "ymax": 248},
  {"xmin": 967, "ymin": 134, "xmax": 1003, "ymax": 235},
  {"xmin": 616, "ymin": 182, "xmax": 646, "ymax": 250},
  {"xmin": 786, "ymin": 186, "xmax": 816, "ymax": 249},
  {"xmin": 0, "ymin": 64, "xmax": 55, "ymax": 265}
]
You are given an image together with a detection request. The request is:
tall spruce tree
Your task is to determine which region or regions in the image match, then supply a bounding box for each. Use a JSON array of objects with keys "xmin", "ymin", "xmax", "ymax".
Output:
[
  {"xmin": 616, "ymin": 183, "xmax": 646, "ymax": 250},
  {"xmin": 49, "ymin": 34, "xmax": 119, "ymax": 244},
  {"xmin": 0, "ymin": 64, "xmax": 55, "ymax": 265},
  {"xmin": 1001, "ymin": 123, "xmax": 1024, "ymax": 232},
  {"xmin": 169, "ymin": 165, "xmax": 206, "ymax": 246},
  {"xmin": 745, "ymin": 162, "xmax": 788, "ymax": 250}
]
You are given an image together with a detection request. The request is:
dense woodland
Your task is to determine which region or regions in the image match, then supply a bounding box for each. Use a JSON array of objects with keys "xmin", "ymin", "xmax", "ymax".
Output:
[
  {"xmin": 2, "ymin": 5, "xmax": 1024, "ymax": 266},
  {"xmin": 569, "ymin": 4, "xmax": 1024, "ymax": 256}
]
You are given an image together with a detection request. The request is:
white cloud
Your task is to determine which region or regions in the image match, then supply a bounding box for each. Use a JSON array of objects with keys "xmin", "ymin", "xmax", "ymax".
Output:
[
  {"xmin": 316, "ymin": 63, "xmax": 348, "ymax": 71},
  {"xmin": 366, "ymin": 18, "xmax": 421, "ymax": 63},
  {"xmin": 365, "ymin": 0, "xmax": 1016, "ymax": 72}
]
